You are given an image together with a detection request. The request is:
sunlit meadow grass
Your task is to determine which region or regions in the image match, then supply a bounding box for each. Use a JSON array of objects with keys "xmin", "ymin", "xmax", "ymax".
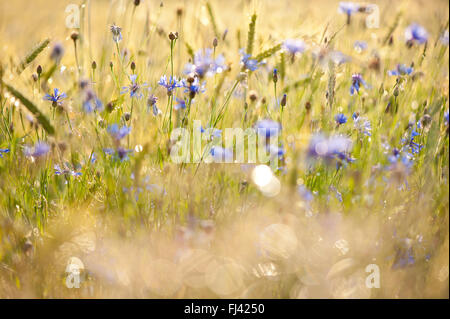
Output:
[{"xmin": 0, "ymin": 0, "xmax": 448, "ymax": 298}]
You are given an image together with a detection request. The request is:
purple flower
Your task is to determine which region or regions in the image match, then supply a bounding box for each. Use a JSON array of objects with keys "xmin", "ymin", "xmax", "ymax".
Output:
[
  {"xmin": 267, "ymin": 144, "xmax": 285, "ymax": 158},
  {"xmin": 255, "ymin": 119, "xmax": 282, "ymax": 139},
  {"xmin": 158, "ymin": 75, "xmax": 181, "ymax": 94},
  {"xmin": 182, "ymin": 77, "xmax": 206, "ymax": 96},
  {"xmin": 401, "ymin": 122, "xmax": 423, "ymax": 155},
  {"xmin": 44, "ymin": 88, "xmax": 67, "ymax": 106},
  {"xmin": 50, "ymin": 42, "xmax": 64, "ymax": 62},
  {"xmin": 210, "ymin": 146, "xmax": 233, "ymax": 163},
  {"xmin": 103, "ymin": 147, "xmax": 132, "ymax": 161},
  {"xmin": 184, "ymin": 48, "xmax": 227, "ymax": 78},
  {"xmin": 352, "ymin": 113, "xmax": 372, "ymax": 137},
  {"xmin": 388, "ymin": 64, "xmax": 414, "ymax": 76},
  {"xmin": 0, "ymin": 148, "xmax": 10, "ymax": 158},
  {"xmin": 239, "ymin": 49, "xmax": 260, "ymax": 71},
  {"xmin": 335, "ymin": 113, "xmax": 348, "ymax": 125},
  {"xmin": 24, "ymin": 142, "xmax": 50, "ymax": 158},
  {"xmin": 283, "ymin": 39, "xmax": 307, "ymax": 56},
  {"xmin": 110, "ymin": 24, "xmax": 123, "ymax": 43},
  {"xmin": 83, "ymin": 89, "xmax": 103, "ymax": 113},
  {"xmin": 107, "ymin": 124, "xmax": 131, "ymax": 140},
  {"xmin": 201, "ymin": 126, "xmax": 222, "ymax": 139},
  {"xmin": 350, "ymin": 73, "xmax": 368, "ymax": 95},
  {"xmin": 297, "ymin": 185, "xmax": 314, "ymax": 202},
  {"xmin": 147, "ymin": 94, "xmax": 160, "ymax": 116},
  {"xmin": 353, "ymin": 40, "xmax": 368, "ymax": 52},
  {"xmin": 307, "ymin": 134, "xmax": 354, "ymax": 164},
  {"xmin": 338, "ymin": 2, "xmax": 360, "ymax": 15},
  {"xmin": 174, "ymin": 98, "xmax": 186, "ymax": 110},
  {"xmin": 405, "ymin": 23, "xmax": 428, "ymax": 45},
  {"xmin": 121, "ymin": 74, "xmax": 147, "ymax": 99},
  {"xmin": 54, "ymin": 164, "xmax": 82, "ymax": 177}
]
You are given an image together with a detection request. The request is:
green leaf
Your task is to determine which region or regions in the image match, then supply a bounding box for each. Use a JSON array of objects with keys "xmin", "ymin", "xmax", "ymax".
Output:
[{"xmin": 4, "ymin": 84, "xmax": 55, "ymax": 135}]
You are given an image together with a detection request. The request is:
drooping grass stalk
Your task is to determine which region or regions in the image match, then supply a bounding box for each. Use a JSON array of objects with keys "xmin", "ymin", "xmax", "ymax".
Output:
[{"xmin": 4, "ymin": 84, "xmax": 55, "ymax": 135}]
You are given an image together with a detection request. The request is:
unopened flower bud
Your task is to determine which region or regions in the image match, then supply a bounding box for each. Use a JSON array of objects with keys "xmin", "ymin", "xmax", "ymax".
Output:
[
  {"xmin": 305, "ymin": 101, "xmax": 311, "ymax": 111},
  {"xmin": 213, "ymin": 37, "xmax": 218, "ymax": 48},
  {"xmin": 280, "ymin": 93, "xmax": 287, "ymax": 107},
  {"xmin": 393, "ymin": 87, "xmax": 399, "ymax": 97},
  {"xmin": 106, "ymin": 102, "xmax": 114, "ymax": 113},
  {"xmin": 70, "ymin": 32, "xmax": 79, "ymax": 41},
  {"xmin": 273, "ymin": 68, "xmax": 278, "ymax": 83},
  {"xmin": 36, "ymin": 65, "xmax": 42, "ymax": 75},
  {"xmin": 131, "ymin": 61, "xmax": 136, "ymax": 71},
  {"xmin": 168, "ymin": 31, "xmax": 178, "ymax": 41},
  {"xmin": 91, "ymin": 61, "xmax": 97, "ymax": 69},
  {"xmin": 249, "ymin": 90, "xmax": 258, "ymax": 102}
]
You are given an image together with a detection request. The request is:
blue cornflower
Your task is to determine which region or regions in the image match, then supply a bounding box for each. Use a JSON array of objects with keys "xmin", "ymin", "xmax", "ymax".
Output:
[
  {"xmin": 24, "ymin": 142, "xmax": 50, "ymax": 158},
  {"xmin": 107, "ymin": 124, "xmax": 131, "ymax": 140},
  {"xmin": 405, "ymin": 23, "xmax": 428, "ymax": 45},
  {"xmin": 297, "ymin": 185, "xmax": 314, "ymax": 202},
  {"xmin": 444, "ymin": 111, "xmax": 449, "ymax": 126},
  {"xmin": 307, "ymin": 134, "xmax": 353, "ymax": 164},
  {"xmin": 44, "ymin": 88, "xmax": 67, "ymax": 106},
  {"xmin": 0, "ymin": 148, "xmax": 10, "ymax": 158},
  {"xmin": 158, "ymin": 75, "xmax": 181, "ymax": 95},
  {"xmin": 338, "ymin": 2, "xmax": 360, "ymax": 15},
  {"xmin": 54, "ymin": 164, "xmax": 82, "ymax": 177},
  {"xmin": 210, "ymin": 146, "xmax": 233, "ymax": 163},
  {"xmin": 103, "ymin": 147, "xmax": 132, "ymax": 161},
  {"xmin": 110, "ymin": 24, "xmax": 123, "ymax": 43},
  {"xmin": 402, "ymin": 122, "xmax": 423, "ymax": 155},
  {"xmin": 239, "ymin": 49, "xmax": 260, "ymax": 71},
  {"xmin": 388, "ymin": 64, "xmax": 414, "ymax": 76},
  {"xmin": 282, "ymin": 39, "xmax": 307, "ymax": 56},
  {"xmin": 352, "ymin": 113, "xmax": 372, "ymax": 136},
  {"xmin": 267, "ymin": 144, "xmax": 286, "ymax": 158},
  {"xmin": 184, "ymin": 48, "xmax": 227, "ymax": 78},
  {"xmin": 335, "ymin": 113, "xmax": 348, "ymax": 125},
  {"xmin": 174, "ymin": 98, "xmax": 186, "ymax": 110},
  {"xmin": 255, "ymin": 119, "xmax": 282, "ymax": 139},
  {"xmin": 182, "ymin": 77, "xmax": 206, "ymax": 97},
  {"xmin": 121, "ymin": 74, "xmax": 147, "ymax": 99},
  {"xmin": 50, "ymin": 42, "xmax": 64, "ymax": 63},
  {"xmin": 350, "ymin": 73, "xmax": 368, "ymax": 95},
  {"xmin": 200, "ymin": 126, "xmax": 222, "ymax": 139},
  {"xmin": 353, "ymin": 40, "xmax": 368, "ymax": 52},
  {"xmin": 147, "ymin": 94, "xmax": 161, "ymax": 116},
  {"xmin": 83, "ymin": 89, "xmax": 103, "ymax": 113},
  {"xmin": 392, "ymin": 247, "xmax": 415, "ymax": 269}
]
